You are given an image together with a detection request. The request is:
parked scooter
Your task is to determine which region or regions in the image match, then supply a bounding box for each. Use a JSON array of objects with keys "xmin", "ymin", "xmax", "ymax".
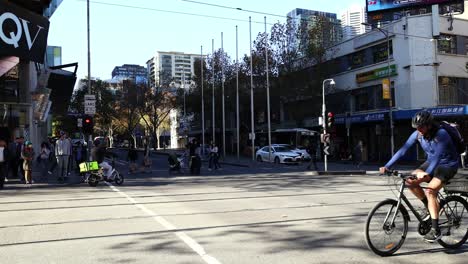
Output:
[{"xmin": 79, "ymin": 159, "xmax": 124, "ymax": 187}]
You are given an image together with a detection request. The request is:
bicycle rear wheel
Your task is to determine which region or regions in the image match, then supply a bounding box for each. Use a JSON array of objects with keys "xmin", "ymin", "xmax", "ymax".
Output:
[
  {"xmin": 365, "ymin": 199, "xmax": 409, "ymax": 256},
  {"xmin": 438, "ymin": 195, "xmax": 468, "ymax": 249}
]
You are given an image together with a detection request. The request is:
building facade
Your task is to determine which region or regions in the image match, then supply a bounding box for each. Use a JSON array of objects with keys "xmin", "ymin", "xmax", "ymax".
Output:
[
  {"xmin": 111, "ymin": 64, "xmax": 147, "ymax": 85},
  {"xmin": 46, "ymin": 46, "xmax": 62, "ymax": 67},
  {"xmin": 315, "ymin": 14, "xmax": 468, "ymax": 162},
  {"xmin": 287, "ymin": 8, "xmax": 343, "ymax": 54},
  {"xmin": 146, "ymin": 51, "xmax": 201, "ymax": 89},
  {"xmin": 0, "ymin": 0, "xmax": 66, "ymax": 148},
  {"xmin": 340, "ymin": 5, "xmax": 369, "ymax": 40}
]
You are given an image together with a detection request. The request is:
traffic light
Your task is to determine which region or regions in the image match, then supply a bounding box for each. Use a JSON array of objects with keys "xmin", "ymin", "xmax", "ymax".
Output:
[
  {"xmin": 327, "ymin": 112, "xmax": 335, "ymax": 128},
  {"xmin": 83, "ymin": 116, "xmax": 94, "ymax": 134}
]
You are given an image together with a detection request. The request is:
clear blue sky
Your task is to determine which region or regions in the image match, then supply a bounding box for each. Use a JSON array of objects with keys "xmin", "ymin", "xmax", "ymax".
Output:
[{"xmin": 47, "ymin": 0, "xmax": 364, "ymax": 80}]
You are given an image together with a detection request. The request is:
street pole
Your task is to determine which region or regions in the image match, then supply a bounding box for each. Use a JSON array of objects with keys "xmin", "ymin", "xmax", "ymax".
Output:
[
  {"xmin": 87, "ymin": 0, "xmax": 92, "ymax": 161},
  {"xmin": 201, "ymin": 45, "xmax": 205, "ymax": 155},
  {"xmin": 221, "ymin": 32, "xmax": 226, "ymax": 158},
  {"xmin": 236, "ymin": 25, "xmax": 240, "ymax": 160},
  {"xmin": 322, "ymin": 80, "xmax": 327, "ymax": 172},
  {"xmin": 249, "ymin": 17, "xmax": 255, "ymax": 161},
  {"xmin": 363, "ymin": 23, "xmax": 394, "ymax": 156},
  {"xmin": 264, "ymin": 16, "xmax": 272, "ymax": 162},
  {"xmin": 322, "ymin": 79, "xmax": 335, "ymax": 172},
  {"xmin": 212, "ymin": 39, "xmax": 215, "ymax": 145},
  {"xmin": 385, "ymin": 30, "xmax": 395, "ymax": 156}
]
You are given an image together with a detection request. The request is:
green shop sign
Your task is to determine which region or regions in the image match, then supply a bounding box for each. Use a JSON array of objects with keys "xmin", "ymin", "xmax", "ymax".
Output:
[{"xmin": 356, "ymin": 65, "xmax": 397, "ymax": 83}]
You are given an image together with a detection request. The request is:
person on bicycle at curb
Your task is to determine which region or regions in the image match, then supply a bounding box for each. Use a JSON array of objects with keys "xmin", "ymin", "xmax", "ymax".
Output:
[
  {"xmin": 91, "ymin": 139, "xmax": 113, "ymax": 180},
  {"xmin": 379, "ymin": 110, "xmax": 459, "ymax": 243}
]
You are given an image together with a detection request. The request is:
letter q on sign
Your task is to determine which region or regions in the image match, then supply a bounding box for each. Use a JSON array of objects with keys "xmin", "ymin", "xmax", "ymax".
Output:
[{"xmin": 0, "ymin": 12, "xmax": 22, "ymax": 48}]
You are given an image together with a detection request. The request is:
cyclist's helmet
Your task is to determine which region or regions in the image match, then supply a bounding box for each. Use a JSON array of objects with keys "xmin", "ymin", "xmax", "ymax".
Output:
[{"xmin": 412, "ymin": 110, "xmax": 433, "ymax": 129}]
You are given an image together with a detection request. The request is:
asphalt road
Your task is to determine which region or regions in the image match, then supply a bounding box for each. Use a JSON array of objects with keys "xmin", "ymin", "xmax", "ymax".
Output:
[{"xmin": 0, "ymin": 152, "xmax": 466, "ymax": 264}]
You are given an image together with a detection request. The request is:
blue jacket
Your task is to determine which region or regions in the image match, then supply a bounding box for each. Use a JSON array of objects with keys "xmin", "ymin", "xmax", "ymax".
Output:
[{"xmin": 385, "ymin": 129, "xmax": 459, "ymax": 175}]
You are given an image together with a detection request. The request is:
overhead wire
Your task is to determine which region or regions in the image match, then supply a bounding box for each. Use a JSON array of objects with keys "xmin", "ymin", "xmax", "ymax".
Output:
[{"xmin": 78, "ymin": 0, "xmax": 276, "ymax": 25}]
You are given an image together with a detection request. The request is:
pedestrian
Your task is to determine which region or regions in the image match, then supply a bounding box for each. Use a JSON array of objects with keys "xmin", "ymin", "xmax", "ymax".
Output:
[
  {"xmin": 74, "ymin": 142, "xmax": 84, "ymax": 173},
  {"xmin": 127, "ymin": 144, "xmax": 138, "ymax": 174},
  {"xmin": 21, "ymin": 141, "xmax": 34, "ymax": 184},
  {"xmin": 47, "ymin": 137, "xmax": 58, "ymax": 176},
  {"xmin": 55, "ymin": 131, "xmax": 71, "ymax": 182},
  {"xmin": 0, "ymin": 139, "xmax": 10, "ymax": 189},
  {"xmin": 353, "ymin": 140, "xmax": 363, "ymax": 168},
  {"xmin": 65, "ymin": 132, "xmax": 73, "ymax": 177},
  {"xmin": 9, "ymin": 137, "xmax": 24, "ymax": 180},
  {"xmin": 38, "ymin": 141, "xmax": 51, "ymax": 182},
  {"xmin": 306, "ymin": 141, "xmax": 319, "ymax": 171},
  {"xmin": 208, "ymin": 142, "xmax": 220, "ymax": 171}
]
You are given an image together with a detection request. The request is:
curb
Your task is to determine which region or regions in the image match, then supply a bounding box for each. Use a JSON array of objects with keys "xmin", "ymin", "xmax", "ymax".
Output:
[{"xmin": 318, "ymin": 170, "xmax": 366, "ymax": 175}]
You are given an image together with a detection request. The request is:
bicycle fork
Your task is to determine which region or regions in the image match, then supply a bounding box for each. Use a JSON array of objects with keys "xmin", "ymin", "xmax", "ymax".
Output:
[{"xmin": 383, "ymin": 182, "xmax": 406, "ymax": 229}]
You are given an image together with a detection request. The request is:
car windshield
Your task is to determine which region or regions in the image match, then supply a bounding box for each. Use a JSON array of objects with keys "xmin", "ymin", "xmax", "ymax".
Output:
[{"xmin": 274, "ymin": 146, "xmax": 292, "ymax": 152}]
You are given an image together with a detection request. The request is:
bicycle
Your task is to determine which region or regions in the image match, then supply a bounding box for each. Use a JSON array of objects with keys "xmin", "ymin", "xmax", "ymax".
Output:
[{"xmin": 365, "ymin": 170, "xmax": 468, "ymax": 256}]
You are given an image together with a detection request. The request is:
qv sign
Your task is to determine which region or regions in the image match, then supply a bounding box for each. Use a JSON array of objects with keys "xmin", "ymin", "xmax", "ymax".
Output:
[{"xmin": 0, "ymin": 0, "xmax": 50, "ymax": 63}]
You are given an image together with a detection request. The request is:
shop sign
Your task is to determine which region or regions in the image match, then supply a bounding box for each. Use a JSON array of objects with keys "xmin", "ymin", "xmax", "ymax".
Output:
[
  {"xmin": 427, "ymin": 106, "xmax": 466, "ymax": 116},
  {"xmin": 356, "ymin": 65, "xmax": 397, "ymax": 83},
  {"xmin": 0, "ymin": 0, "xmax": 50, "ymax": 63},
  {"xmin": 382, "ymin": 78, "xmax": 391, "ymax": 99}
]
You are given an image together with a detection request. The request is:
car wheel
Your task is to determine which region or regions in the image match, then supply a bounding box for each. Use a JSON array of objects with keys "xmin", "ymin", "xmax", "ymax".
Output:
[
  {"xmin": 274, "ymin": 157, "xmax": 280, "ymax": 164},
  {"xmin": 257, "ymin": 155, "xmax": 263, "ymax": 162}
]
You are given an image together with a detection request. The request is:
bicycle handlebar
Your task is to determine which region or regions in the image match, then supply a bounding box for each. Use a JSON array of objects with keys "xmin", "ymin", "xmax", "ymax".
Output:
[{"xmin": 381, "ymin": 169, "xmax": 416, "ymax": 181}]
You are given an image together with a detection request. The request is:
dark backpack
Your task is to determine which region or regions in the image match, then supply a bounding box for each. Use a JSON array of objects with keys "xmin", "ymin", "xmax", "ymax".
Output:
[{"xmin": 440, "ymin": 121, "xmax": 466, "ymax": 154}]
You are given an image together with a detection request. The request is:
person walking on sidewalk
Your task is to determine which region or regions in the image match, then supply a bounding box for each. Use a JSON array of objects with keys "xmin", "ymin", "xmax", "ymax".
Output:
[
  {"xmin": 9, "ymin": 137, "xmax": 24, "ymax": 180},
  {"xmin": 0, "ymin": 139, "xmax": 10, "ymax": 189},
  {"xmin": 21, "ymin": 141, "xmax": 34, "ymax": 185},
  {"xmin": 306, "ymin": 141, "xmax": 319, "ymax": 171},
  {"xmin": 38, "ymin": 141, "xmax": 51, "ymax": 182},
  {"xmin": 353, "ymin": 140, "xmax": 363, "ymax": 169},
  {"xmin": 208, "ymin": 143, "xmax": 221, "ymax": 171},
  {"xmin": 127, "ymin": 144, "xmax": 138, "ymax": 174},
  {"xmin": 55, "ymin": 131, "xmax": 71, "ymax": 182}
]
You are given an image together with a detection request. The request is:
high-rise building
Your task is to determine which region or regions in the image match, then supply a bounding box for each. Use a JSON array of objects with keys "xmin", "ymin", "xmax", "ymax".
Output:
[
  {"xmin": 147, "ymin": 51, "xmax": 203, "ymax": 88},
  {"xmin": 287, "ymin": 8, "xmax": 342, "ymax": 54},
  {"xmin": 111, "ymin": 64, "xmax": 147, "ymax": 85},
  {"xmin": 340, "ymin": 5, "xmax": 369, "ymax": 40},
  {"xmin": 46, "ymin": 46, "xmax": 62, "ymax": 67}
]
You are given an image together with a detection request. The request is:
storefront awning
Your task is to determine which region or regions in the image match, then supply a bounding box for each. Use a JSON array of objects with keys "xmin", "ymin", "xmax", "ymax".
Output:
[{"xmin": 335, "ymin": 105, "xmax": 468, "ymax": 124}]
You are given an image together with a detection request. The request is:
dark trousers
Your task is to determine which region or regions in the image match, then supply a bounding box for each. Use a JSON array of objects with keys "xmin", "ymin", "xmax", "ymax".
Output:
[
  {"xmin": 0, "ymin": 162, "xmax": 7, "ymax": 188},
  {"xmin": 10, "ymin": 158, "xmax": 24, "ymax": 179},
  {"xmin": 307, "ymin": 156, "xmax": 318, "ymax": 170}
]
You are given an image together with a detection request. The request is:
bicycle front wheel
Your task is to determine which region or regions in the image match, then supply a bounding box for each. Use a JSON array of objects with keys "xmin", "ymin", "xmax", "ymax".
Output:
[
  {"xmin": 438, "ymin": 195, "xmax": 468, "ymax": 249},
  {"xmin": 365, "ymin": 199, "xmax": 409, "ymax": 256}
]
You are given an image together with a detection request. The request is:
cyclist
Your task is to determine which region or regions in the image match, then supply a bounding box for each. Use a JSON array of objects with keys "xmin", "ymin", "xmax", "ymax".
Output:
[
  {"xmin": 91, "ymin": 139, "xmax": 112, "ymax": 180},
  {"xmin": 379, "ymin": 110, "xmax": 459, "ymax": 242}
]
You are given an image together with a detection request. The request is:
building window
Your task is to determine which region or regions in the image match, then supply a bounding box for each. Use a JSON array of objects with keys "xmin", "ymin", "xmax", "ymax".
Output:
[
  {"xmin": 438, "ymin": 77, "xmax": 468, "ymax": 105},
  {"xmin": 438, "ymin": 35, "xmax": 457, "ymax": 54}
]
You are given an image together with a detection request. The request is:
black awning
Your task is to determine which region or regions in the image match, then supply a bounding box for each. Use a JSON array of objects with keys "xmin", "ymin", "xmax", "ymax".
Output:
[{"xmin": 47, "ymin": 67, "xmax": 77, "ymax": 115}]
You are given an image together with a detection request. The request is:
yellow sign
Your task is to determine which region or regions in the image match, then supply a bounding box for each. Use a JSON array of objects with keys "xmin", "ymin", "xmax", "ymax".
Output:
[{"xmin": 382, "ymin": 78, "xmax": 391, "ymax": 99}]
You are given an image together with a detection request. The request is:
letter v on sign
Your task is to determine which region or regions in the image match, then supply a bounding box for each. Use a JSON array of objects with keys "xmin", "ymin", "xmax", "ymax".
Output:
[{"xmin": 20, "ymin": 19, "xmax": 44, "ymax": 50}]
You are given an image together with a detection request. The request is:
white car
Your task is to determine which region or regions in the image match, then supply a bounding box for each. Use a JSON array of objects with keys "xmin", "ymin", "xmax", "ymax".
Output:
[
  {"xmin": 273, "ymin": 144, "xmax": 311, "ymax": 161},
  {"xmin": 256, "ymin": 145, "xmax": 302, "ymax": 164}
]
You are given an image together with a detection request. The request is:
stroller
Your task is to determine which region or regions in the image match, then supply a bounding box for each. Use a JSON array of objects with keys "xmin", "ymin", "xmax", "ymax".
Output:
[{"xmin": 168, "ymin": 153, "xmax": 182, "ymax": 174}]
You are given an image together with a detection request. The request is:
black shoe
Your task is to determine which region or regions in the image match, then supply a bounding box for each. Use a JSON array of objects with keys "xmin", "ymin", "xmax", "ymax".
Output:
[{"xmin": 424, "ymin": 228, "xmax": 441, "ymax": 243}]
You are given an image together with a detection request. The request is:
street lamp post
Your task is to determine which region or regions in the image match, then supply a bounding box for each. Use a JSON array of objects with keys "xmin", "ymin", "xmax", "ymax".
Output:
[
  {"xmin": 322, "ymin": 78, "xmax": 335, "ymax": 172},
  {"xmin": 362, "ymin": 22, "xmax": 395, "ymax": 155}
]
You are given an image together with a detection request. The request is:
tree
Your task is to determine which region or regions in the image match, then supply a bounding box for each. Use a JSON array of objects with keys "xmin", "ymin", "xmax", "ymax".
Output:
[
  {"xmin": 69, "ymin": 79, "xmax": 118, "ymax": 140},
  {"xmin": 139, "ymin": 87, "xmax": 176, "ymax": 150}
]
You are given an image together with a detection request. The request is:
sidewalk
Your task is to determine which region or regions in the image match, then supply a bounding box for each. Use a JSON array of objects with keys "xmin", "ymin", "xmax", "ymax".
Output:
[{"xmin": 152, "ymin": 149, "xmax": 417, "ymax": 174}]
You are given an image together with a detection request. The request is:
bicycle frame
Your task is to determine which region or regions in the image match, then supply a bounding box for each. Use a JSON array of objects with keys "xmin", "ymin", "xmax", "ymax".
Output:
[{"xmin": 385, "ymin": 177, "xmax": 446, "ymax": 227}]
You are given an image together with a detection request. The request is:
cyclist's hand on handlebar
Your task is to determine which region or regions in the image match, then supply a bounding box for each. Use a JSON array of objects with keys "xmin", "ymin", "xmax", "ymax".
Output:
[
  {"xmin": 411, "ymin": 169, "xmax": 429, "ymax": 180},
  {"xmin": 379, "ymin": 167, "xmax": 388, "ymax": 175}
]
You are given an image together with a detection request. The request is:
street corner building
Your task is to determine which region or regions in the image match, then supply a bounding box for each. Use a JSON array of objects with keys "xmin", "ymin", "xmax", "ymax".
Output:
[{"xmin": 0, "ymin": 0, "xmax": 77, "ymax": 149}]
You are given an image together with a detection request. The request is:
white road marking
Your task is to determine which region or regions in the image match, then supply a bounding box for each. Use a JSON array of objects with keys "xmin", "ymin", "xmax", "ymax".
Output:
[{"xmin": 105, "ymin": 183, "xmax": 222, "ymax": 264}]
